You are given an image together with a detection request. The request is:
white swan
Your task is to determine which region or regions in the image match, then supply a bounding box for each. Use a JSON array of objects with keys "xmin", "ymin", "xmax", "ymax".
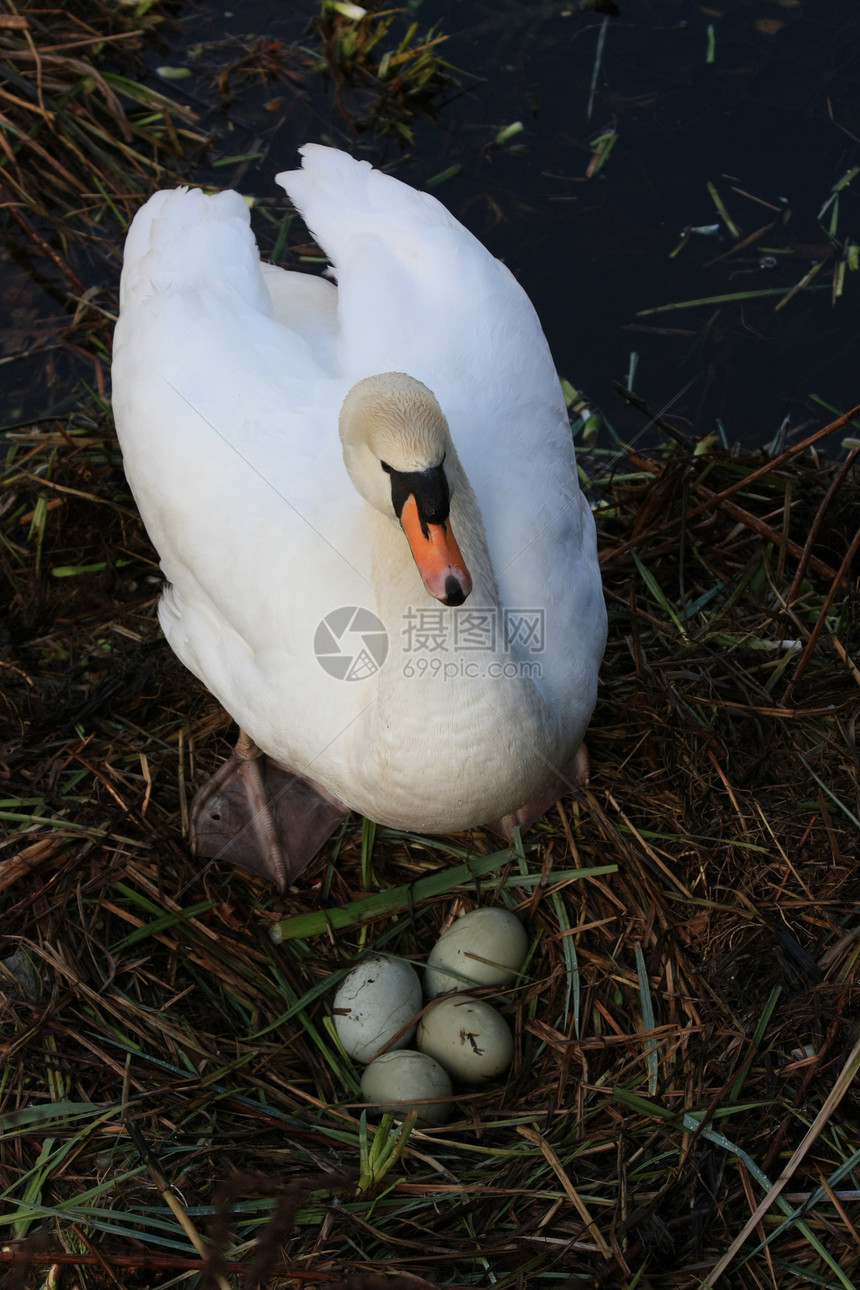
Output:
[{"xmin": 111, "ymin": 144, "xmax": 606, "ymax": 889}]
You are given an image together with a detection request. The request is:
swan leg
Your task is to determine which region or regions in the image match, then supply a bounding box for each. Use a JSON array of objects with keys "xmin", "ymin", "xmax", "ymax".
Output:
[
  {"xmin": 189, "ymin": 730, "xmax": 347, "ymax": 892},
  {"xmin": 485, "ymin": 743, "xmax": 591, "ymax": 842}
]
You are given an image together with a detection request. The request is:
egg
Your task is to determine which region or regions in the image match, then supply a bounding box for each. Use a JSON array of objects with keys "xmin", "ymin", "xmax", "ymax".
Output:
[
  {"xmin": 360, "ymin": 1049, "xmax": 453, "ymax": 1126},
  {"xmin": 424, "ymin": 907, "xmax": 528, "ymax": 997},
  {"xmin": 0, "ymin": 951, "xmax": 41, "ymax": 1000},
  {"xmin": 332, "ymin": 955, "xmax": 422, "ymax": 1063},
  {"xmin": 417, "ymin": 995, "xmax": 514, "ymax": 1084}
]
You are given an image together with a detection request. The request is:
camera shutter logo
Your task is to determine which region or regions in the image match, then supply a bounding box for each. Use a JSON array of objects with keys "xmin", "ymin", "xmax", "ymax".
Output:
[{"xmin": 314, "ymin": 607, "xmax": 389, "ymax": 681}]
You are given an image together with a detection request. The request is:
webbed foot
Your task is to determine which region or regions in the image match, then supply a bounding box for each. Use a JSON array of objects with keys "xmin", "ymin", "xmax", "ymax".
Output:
[{"xmin": 190, "ymin": 730, "xmax": 347, "ymax": 891}]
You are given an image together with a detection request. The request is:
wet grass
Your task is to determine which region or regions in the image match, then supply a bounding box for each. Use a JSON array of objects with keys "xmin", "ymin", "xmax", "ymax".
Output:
[{"xmin": 2, "ymin": 3, "xmax": 860, "ymax": 1289}]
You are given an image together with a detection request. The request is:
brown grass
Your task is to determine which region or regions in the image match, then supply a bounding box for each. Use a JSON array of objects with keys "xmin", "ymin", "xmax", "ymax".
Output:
[{"xmin": 2, "ymin": 5, "xmax": 860, "ymax": 1290}]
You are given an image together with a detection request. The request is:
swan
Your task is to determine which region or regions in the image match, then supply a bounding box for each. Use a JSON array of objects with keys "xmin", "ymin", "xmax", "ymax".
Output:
[{"xmin": 111, "ymin": 144, "xmax": 606, "ymax": 890}]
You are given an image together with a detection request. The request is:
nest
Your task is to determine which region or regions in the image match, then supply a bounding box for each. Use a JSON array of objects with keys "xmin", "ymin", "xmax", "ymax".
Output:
[{"xmin": 2, "ymin": 5, "xmax": 860, "ymax": 1289}]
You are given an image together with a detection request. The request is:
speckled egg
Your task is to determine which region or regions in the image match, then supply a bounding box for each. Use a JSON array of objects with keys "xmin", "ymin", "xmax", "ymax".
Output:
[
  {"xmin": 332, "ymin": 955, "xmax": 422, "ymax": 1063},
  {"xmin": 417, "ymin": 995, "xmax": 514, "ymax": 1084},
  {"xmin": 360, "ymin": 1049, "xmax": 453, "ymax": 1126},
  {"xmin": 424, "ymin": 907, "xmax": 528, "ymax": 997}
]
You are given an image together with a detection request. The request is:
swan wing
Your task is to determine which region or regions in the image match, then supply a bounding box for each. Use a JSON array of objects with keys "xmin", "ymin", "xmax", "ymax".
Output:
[
  {"xmin": 279, "ymin": 146, "xmax": 605, "ymax": 710},
  {"xmin": 112, "ymin": 186, "xmax": 374, "ymax": 765}
]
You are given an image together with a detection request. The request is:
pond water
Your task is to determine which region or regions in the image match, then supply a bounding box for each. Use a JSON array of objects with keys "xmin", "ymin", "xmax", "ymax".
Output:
[{"xmin": 3, "ymin": 0, "xmax": 859, "ymax": 454}]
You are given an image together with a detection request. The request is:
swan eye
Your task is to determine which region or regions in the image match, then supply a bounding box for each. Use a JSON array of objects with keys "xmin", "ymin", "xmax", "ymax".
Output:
[{"xmin": 381, "ymin": 461, "xmax": 392, "ymax": 473}]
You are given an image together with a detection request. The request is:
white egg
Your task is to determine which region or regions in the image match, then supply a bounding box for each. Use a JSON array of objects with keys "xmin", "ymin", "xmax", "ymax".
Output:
[
  {"xmin": 424, "ymin": 907, "xmax": 528, "ymax": 997},
  {"xmin": 417, "ymin": 996, "xmax": 514, "ymax": 1084},
  {"xmin": 360, "ymin": 1049, "xmax": 453, "ymax": 1126},
  {"xmin": 332, "ymin": 955, "xmax": 422, "ymax": 1063}
]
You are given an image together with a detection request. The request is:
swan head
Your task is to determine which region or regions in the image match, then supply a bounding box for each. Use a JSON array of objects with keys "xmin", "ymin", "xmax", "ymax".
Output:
[{"xmin": 339, "ymin": 373, "xmax": 472, "ymax": 607}]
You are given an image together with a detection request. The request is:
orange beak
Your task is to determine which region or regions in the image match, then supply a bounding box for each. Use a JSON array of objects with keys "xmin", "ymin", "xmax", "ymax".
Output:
[{"xmin": 400, "ymin": 494, "xmax": 472, "ymax": 606}]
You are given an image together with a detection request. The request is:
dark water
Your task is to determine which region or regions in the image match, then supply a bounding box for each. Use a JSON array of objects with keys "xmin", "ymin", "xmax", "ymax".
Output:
[{"xmin": 3, "ymin": 0, "xmax": 860, "ymax": 452}]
